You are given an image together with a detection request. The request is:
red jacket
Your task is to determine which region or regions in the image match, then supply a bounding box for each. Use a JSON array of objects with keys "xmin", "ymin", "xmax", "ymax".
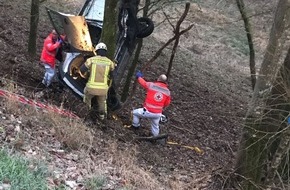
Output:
[
  {"xmin": 138, "ymin": 77, "xmax": 171, "ymax": 113},
  {"xmin": 40, "ymin": 33, "xmax": 61, "ymax": 68}
]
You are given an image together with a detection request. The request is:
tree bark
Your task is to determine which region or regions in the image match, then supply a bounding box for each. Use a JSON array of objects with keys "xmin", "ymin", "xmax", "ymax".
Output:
[
  {"xmin": 121, "ymin": 38, "xmax": 143, "ymax": 102},
  {"xmin": 28, "ymin": 0, "xmax": 40, "ymax": 58},
  {"xmin": 100, "ymin": 0, "xmax": 118, "ymax": 60},
  {"xmin": 246, "ymin": 0, "xmax": 290, "ymax": 118},
  {"xmin": 235, "ymin": 0, "xmax": 290, "ymax": 189},
  {"xmin": 236, "ymin": 0, "xmax": 256, "ymax": 90},
  {"xmin": 264, "ymin": 46, "xmax": 290, "ymax": 186}
]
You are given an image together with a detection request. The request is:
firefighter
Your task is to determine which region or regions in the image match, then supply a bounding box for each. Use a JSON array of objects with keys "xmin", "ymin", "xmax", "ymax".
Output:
[
  {"xmin": 79, "ymin": 42, "xmax": 115, "ymax": 121},
  {"xmin": 131, "ymin": 71, "xmax": 171, "ymax": 136},
  {"xmin": 40, "ymin": 30, "xmax": 63, "ymax": 88}
]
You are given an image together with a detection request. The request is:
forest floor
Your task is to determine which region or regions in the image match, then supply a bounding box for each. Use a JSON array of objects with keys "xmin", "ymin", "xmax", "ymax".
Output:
[{"xmin": 0, "ymin": 0, "xmax": 276, "ymax": 189}]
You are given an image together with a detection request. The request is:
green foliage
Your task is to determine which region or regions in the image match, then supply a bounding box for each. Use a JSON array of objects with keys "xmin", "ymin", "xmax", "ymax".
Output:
[
  {"xmin": 0, "ymin": 149, "xmax": 48, "ymax": 190},
  {"xmin": 85, "ymin": 176, "xmax": 107, "ymax": 190}
]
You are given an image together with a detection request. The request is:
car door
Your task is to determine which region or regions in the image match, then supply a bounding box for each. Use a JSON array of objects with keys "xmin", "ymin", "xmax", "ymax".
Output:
[{"xmin": 46, "ymin": 8, "xmax": 94, "ymax": 53}]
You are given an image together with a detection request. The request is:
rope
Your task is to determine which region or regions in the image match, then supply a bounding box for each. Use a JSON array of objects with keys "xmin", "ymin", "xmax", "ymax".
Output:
[{"xmin": 167, "ymin": 141, "xmax": 204, "ymax": 154}]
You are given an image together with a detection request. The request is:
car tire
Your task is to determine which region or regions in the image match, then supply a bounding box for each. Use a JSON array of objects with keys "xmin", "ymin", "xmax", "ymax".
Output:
[{"xmin": 136, "ymin": 17, "xmax": 154, "ymax": 38}]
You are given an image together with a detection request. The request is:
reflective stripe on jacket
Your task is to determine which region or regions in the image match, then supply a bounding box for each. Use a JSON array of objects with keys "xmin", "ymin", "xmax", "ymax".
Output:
[
  {"xmin": 85, "ymin": 56, "xmax": 114, "ymax": 95},
  {"xmin": 138, "ymin": 77, "xmax": 171, "ymax": 113},
  {"xmin": 40, "ymin": 33, "xmax": 61, "ymax": 68}
]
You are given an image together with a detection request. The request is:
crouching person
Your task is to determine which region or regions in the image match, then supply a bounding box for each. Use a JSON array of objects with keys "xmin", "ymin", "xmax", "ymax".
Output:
[{"xmin": 132, "ymin": 71, "xmax": 171, "ymax": 136}]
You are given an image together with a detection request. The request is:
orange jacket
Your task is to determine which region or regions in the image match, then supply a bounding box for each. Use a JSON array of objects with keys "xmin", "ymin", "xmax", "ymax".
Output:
[
  {"xmin": 138, "ymin": 77, "xmax": 171, "ymax": 113},
  {"xmin": 40, "ymin": 33, "xmax": 61, "ymax": 68}
]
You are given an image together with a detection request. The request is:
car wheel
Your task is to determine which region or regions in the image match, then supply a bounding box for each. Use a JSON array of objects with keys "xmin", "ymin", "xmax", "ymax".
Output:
[{"xmin": 136, "ymin": 17, "xmax": 154, "ymax": 38}]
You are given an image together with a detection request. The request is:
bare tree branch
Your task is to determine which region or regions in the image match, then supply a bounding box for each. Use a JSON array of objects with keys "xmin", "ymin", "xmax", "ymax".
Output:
[
  {"xmin": 142, "ymin": 24, "xmax": 193, "ymax": 71},
  {"xmin": 118, "ymin": 2, "xmax": 193, "ymax": 109},
  {"xmin": 167, "ymin": 3, "xmax": 190, "ymax": 78},
  {"xmin": 162, "ymin": 10, "xmax": 175, "ymax": 31}
]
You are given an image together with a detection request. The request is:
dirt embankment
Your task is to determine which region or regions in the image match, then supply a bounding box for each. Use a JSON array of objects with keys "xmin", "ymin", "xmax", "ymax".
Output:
[{"xmin": 0, "ymin": 0, "xmax": 276, "ymax": 189}]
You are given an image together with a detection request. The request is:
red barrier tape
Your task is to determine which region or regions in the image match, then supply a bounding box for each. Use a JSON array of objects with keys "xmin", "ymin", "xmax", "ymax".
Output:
[{"xmin": 0, "ymin": 89, "xmax": 79, "ymax": 119}]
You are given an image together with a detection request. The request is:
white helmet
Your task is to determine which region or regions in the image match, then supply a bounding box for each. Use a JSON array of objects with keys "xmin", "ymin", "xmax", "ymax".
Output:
[{"xmin": 95, "ymin": 42, "xmax": 107, "ymax": 51}]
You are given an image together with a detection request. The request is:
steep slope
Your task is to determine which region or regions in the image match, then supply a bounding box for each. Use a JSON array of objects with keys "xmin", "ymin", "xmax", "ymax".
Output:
[{"xmin": 0, "ymin": 0, "xmax": 276, "ymax": 189}]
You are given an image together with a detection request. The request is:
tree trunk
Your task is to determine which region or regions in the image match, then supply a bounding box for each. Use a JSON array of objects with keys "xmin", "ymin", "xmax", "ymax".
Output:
[
  {"xmin": 235, "ymin": 0, "xmax": 290, "ymax": 189},
  {"xmin": 121, "ymin": 38, "xmax": 142, "ymax": 102},
  {"xmin": 264, "ymin": 46, "xmax": 290, "ymax": 186},
  {"xmin": 100, "ymin": 0, "xmax": 118, "ymax": 60},
  {"xmin": 246, "ymin": 0, "xmax": 290, "ymax": 117},
  {"xmin": 28, "ymin": 0, "xmax": 40, "ymax": 58},
  {"xmin": 236, "ymin": 0, "xmax": 256, "ymax": 90}
]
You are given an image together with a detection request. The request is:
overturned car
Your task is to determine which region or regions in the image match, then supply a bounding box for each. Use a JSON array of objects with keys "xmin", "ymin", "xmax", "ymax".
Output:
[{"xmin": 46, "ymin": 0, "xmax": 154, "ymax": 110}]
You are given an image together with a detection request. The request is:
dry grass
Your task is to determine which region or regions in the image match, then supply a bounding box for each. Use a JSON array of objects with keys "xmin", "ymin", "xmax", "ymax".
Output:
[
  {"xmin": 2, "ymin": 83, "xmax": 21, "ymax": 114},
  {"xmin": 1, "ymin": 81, "xmax": 93, "ymax": 152},
  {"xmin": 0, "ymin": 94, "xmax": 209, "ymax": 189},
  {"xmin": 50, "ymin": 114, "xmax": 93, "ymax": 151},
  {"xmin": 0, "ymin": 78, "xmax": 38, "ymax": 114},
  {"xmin": 3, "ymin": 101, "xmax": 94, "ymax": 151},
  {"xmin": 104, "ymin": 143, "xmax": 208, "ymax": 189},
  {"xmin": 104, "ymin": 142, "xmax": 163, "ymax": 189}
]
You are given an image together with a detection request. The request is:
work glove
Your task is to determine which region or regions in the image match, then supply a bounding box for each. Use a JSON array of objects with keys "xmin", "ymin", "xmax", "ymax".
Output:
[{"xmin": 136, "ymin": 71, "xmax": 143, "ymax": 78}]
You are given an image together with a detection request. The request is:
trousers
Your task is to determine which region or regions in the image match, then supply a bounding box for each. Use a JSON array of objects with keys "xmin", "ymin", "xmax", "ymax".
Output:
[
  {"xmin": 132, "ymin": 108, "xmax": 162, "ymax": 136},
  {"xmin": 42, "ymin": 64, "xmax": 55, "ymax": 87},
  {"xmin": 83, "ymin": 88, "xmax": 107, "ymax": 115}
]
